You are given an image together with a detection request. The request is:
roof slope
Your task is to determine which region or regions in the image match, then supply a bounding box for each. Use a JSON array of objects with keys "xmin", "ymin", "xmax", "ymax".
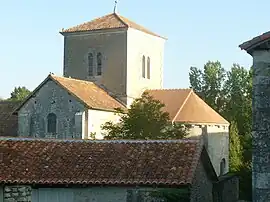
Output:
[
  {"xmin": 61, "ymin": 13, "xmax": 164, "ymax": 39},
  {"xmin": 146, "ymin": 89, "xmax": 229, "ymax": 125},
  {"xmin": 0, "ymin": 101, "xmax": 20, "ymax": 137},
  {"xmin": 239, "ymin": 31, "xmax": 270, "ymax": 53},
  {"xmin": 14, "ymin": 74, "xmax": 125, "ymax": 113},
  {"xmin": 0, "ymin": 138, "xmax": 203, "ymax": 186}
]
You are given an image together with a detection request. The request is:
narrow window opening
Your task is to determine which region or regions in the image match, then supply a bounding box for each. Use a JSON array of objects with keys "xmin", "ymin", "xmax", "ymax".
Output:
[
  {"xmin": 47, "ymin": 113, "xmax": 57, "ymax": 134},
  {"xmin": 142, "ymin": 55, "xmax": 146, "ymax": 78},
  {"xmin": 97, "ymin": 52, "xmax": 102, "ymax": 76},
  {"xmin": 88, "ymin": 53, "xmax": 94, "ymax": 76},
  {"xmin": 220, "ymin": 158, "xmax": 226, "ymax": 176},
  {"xmin": 147, "ymin": 57, "xmax": 150, "ymax": 79}
]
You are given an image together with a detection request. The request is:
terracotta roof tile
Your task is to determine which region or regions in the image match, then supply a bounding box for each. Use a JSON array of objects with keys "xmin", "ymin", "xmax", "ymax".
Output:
[
  {"xmin": 0, "ymin": 138, "xmax": 202, "ymax": 186},
  {"xmin": 15, "ymin": 75, "xmax": 125, "ymax": 113},
  {"xmin": 145, "ymin": 89, "xmax": 192, "ymax": 120},
  {"xmin": 61, "ymin": 13, "xmax": 165, "ymax": 39},
  {"xmin": 146, "ymin": 89, "xmax": 229, "ymax": 125},
  {"xmin": 51, "ymin": 75, "xmax": 125, "ymax": 111},
  {"xmin": 0, "ymin": 101, "xmax": 20, "ymax": 137},
  {"xmin": 239, "ymin": 31, "xmax": 270, "ymax": 51}
]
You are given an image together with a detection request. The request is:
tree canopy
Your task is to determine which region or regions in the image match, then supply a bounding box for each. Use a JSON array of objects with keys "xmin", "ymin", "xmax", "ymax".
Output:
[
  {"xmin": 8, "ymin": 86, "xmax": 31, "ymax": 101},
  {"xmin": 102, "ymin": 92, "xmax": 188, "ymax": 140},
  {"xmin": 189, "ymin": 61, "xmax": 252, "ymax": 200}
]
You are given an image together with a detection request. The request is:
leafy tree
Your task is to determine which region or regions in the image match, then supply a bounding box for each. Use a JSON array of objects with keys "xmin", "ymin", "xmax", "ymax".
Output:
[
  {"xmin": 8, "ymin": 86, "xmax": 31, "ymax": 101},
  {"xmin": 189, "ymin": 61, "xmax": 226, "ymax": 113},
  {"xmin": 102, "ymin": 92, "xmax": 188, "ymax": 140},
  {"xmin": 229, "ymin": 121, "xmax": 243, "ymax": 172},
  {"xmin": 189, "ymin": 61, "xmax": 252, "ymax": 200}
]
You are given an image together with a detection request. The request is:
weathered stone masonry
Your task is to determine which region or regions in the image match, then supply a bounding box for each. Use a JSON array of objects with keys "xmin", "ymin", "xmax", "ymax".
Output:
[
  {"xmin": 252, "ymin": 50, "xmax": 270, "ymax": 202},
  {"xmin": 4, "ymin": 185, "xmax": 31, "ymax": 202}
]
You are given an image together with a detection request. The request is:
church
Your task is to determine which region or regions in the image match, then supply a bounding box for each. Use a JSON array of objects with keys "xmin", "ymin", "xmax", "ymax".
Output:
[{"xmin": 0, "ymin": 12, "xmax": 239, "ymax": 202}]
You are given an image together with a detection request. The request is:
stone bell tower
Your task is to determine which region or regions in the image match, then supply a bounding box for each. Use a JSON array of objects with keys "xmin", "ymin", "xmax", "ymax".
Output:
[{"xmin": 240, "ymin": 32, "xmax": 270, "ymax": 202}]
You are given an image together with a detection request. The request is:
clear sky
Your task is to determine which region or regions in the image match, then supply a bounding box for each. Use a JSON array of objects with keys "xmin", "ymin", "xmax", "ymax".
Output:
[{"xmin": 1, "ymin": 0, "xmax": 268, "ymax": 99}]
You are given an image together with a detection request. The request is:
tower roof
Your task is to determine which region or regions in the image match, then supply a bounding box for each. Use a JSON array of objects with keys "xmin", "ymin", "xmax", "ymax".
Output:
[{"xmin": 61, "ymin": 13, "xmax": 166, "ymax": 39}]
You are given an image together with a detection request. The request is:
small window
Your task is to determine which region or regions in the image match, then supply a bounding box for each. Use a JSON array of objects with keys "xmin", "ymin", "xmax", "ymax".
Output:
[
  {"xmin": 142, "ymin": 55, "xmax": 146, "ymax": 78},
  {"xmin": 97, "ymin": 52, "xmax": 102, "ymax": 76},
  {"xmin": 47, "ymin": 113, "xmax": 57, "ymax": 133},
  {"xmin": 147, "ymin": 57, "xmax": 150, "ymax": 79},
  {"xmin": 88, "ymin": 53, "xmax": 93, "ymax": 76},
  {"xmin": 220, "ymin": 158, "xmax": 226, "ymax": 176}
]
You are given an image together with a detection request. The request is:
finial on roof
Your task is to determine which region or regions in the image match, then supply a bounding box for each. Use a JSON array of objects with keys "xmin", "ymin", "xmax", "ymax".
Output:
[{"xmin": 113, "ymin": 0, "xmax": 118, "ymax": 13}]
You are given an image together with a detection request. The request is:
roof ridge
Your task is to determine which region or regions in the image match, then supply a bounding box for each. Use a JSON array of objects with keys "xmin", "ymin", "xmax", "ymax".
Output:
[
  {"xmin": 50, "ymin": 74, "xmax": 95, "ymax": 85},
  {"xmin": 113, "ymin": 13, "xmax": 129, "ymax": 27},
  {"xmin": 172, "ymin": 89, "xmax": 193, "ymax": 122},
  {"xmin": 0, "ymin": 137, "xmax": 200, "ymax": 144}
]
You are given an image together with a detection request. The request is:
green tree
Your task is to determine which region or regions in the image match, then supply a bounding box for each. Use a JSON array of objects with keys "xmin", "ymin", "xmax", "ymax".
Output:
[
  {"xmin": 189, "ymin": 61, "xmax": 252, "ymax": 200},
  {"xmin": 8, "ymin": 86, "xmax": 31, "ymax": 101},
  {"xmin": 229, "ymin": 121, "xmax": 243, "ymax": 172},
  {"xmin": 102, "ymin": 92, "xmax": 188, "ymax": 140},
  {"xmin": 189, "ymin": 61, "xmax": 226, "ymax": 113}
]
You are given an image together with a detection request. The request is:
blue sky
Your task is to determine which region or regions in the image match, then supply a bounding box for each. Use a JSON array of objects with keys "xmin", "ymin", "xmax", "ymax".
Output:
[{"xmin": 0, "ymin": 0, "xmax": 267, "ymax": 99}]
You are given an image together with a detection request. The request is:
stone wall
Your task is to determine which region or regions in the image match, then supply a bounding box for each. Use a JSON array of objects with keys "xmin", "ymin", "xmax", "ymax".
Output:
[
  {"xmin": 251, "ymin": 50, "xmax": 270, "ymax": 202},
  {"xmin": 18, "ymin": 80, "xmax": 85, "ymax": 139},
  {"xmin": 190, "ymin": 158, "xmax": 213, "ymax": 202},
  {"xmin": 213, "ymin": 174, "xmax": 239, "ymax": 202},
  {"xmin": 187, "ymin": 124, "xmax": 230, "ymax": 176},
  {"xmin": 126, "ymin": 28, "xmax": 165, "ymax": 106},
  {"xmin": 63, "ymin": 29, "xmax": 129, "ymax": 105},
  {"xmin": 4, "ymin": 185, "xmax": 31, "ymax": 202}
]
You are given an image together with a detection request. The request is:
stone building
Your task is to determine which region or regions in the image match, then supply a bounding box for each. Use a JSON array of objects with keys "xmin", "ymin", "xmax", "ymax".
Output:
[
  {"xmin": 0, "ymin": 137, "xmax": 238, "ymax": 202},
  {"xmin": 239, "ymin": 31, "xmax": 270, "ymax": 202},
  {"xmin": 0, "ymin": 11, "xmax": 238, "ymax": 201}
]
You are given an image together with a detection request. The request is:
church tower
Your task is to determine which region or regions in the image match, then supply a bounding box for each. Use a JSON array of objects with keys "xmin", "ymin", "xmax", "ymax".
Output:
[{"xmin": 60, "ymin": 13, "xmax": 166, "ymax": 106}]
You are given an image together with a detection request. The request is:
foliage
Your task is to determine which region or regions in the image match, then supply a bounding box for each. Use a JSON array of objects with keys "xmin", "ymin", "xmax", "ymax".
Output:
[
  {"xmin": 189, "ymin": 61, "xmax": 252, "ymax": 200},
  {"xmin": 102, "ymin": 92, "xmax": 188, "ymax": 140},
  {"xmin": 150, "ymin": 188, "xmax": 190, "ymax": 202},
  {"xmin": 8, "ymin": 86, "xmax": 31, "ymax": 101},
  {"xmin": 229, "ymin": 121, "xmax": 243, "ymax": 172}
]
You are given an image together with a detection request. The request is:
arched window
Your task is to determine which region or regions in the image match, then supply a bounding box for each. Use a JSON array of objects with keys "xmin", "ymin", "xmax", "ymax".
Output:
[
  {"xmin": 97, "ymin": 52, "xmax": 102, "ymax": 76},
  {"xmin": 47, "ymin": 113, "xmax": 57, "ymax": 133},
  {"xmin": 220, "ymin": 158, "xmax": 226, "ymax": 176},
  {"xmin": 147, "ymin": 57, "xmax": 150, "ymax": 79},
  {"xmin": 88, "ymin": 53, "xmax": 93, "ymax": 76},
  {"xmin": 142, "ymin": 55, "xmax": 146, "ymax": 78}
]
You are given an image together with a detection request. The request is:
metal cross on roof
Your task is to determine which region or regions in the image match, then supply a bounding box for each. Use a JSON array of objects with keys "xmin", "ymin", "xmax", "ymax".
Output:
[{"xmin": 113, "ymin": 0, "xmax": 118, "ymax": 13}]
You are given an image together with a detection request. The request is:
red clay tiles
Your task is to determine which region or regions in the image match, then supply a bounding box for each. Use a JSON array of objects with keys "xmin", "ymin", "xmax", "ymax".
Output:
[
  {"xmin": 146, "ymin": 89, "xmax": 229, "ymax": 125},
  {"xmin": 0, "ymin": 138, "xmax": 202, "ymax": 186},
  {"xmin": 61, "ymin": 13, "xmax": 165, "ymax": 39}
]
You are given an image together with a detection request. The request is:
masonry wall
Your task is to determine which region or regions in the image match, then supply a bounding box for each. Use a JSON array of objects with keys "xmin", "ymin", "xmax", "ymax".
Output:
[
  {"xmin": 18, "ymin": 80, "xmax": 85, "ymax": 139},
  {"xmin": 63, "ymin": 29, "xmax": 128, "ymax": 104},
  {"xmin": 126, "ymin": 28, "xmax": 165, "ymax": 106},
  {"xmin": 251, "ymin": 50, "xmax": 270, "ymax": 202},
  {"xmin": 188, "ymin": 124, "xmax": 229, "ymax": 176},
  {"xmin": 87, "ymin": 109, "xmax": 120, "ymax": 139},
  {"xmin": 3, "ymin": 185, "xmax": 31, "ymax": 202},
  {"xmin": 190, "ymin": 158, "xmax": 213, "ymax": 202},
  {"xmin": 213, "ymin": 174, "xmax": 239, "ymax": 202}
]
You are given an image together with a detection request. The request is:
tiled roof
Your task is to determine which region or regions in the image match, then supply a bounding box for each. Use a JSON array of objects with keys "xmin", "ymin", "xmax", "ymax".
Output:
[
  {"xmin": 239, "ymin": 31, "xmax": 270, "ymax": 52},
  {"xmin": 146, "ymin": 89, "xmax": 229, "ymax": 125},
  {"xmin": 0, "ymin": 101, "xmax": 20, "ymax": 137},
  {"xmin": 14, "ymin": 74, "xmax": 126, "ymax": 113},
  {"xmin": 61, "ymin": 13, "xmax": 165, "ymax": 39},
  {"xmin": 0, "ymin": 138, "xmax": 202, "ymax": 186}
]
